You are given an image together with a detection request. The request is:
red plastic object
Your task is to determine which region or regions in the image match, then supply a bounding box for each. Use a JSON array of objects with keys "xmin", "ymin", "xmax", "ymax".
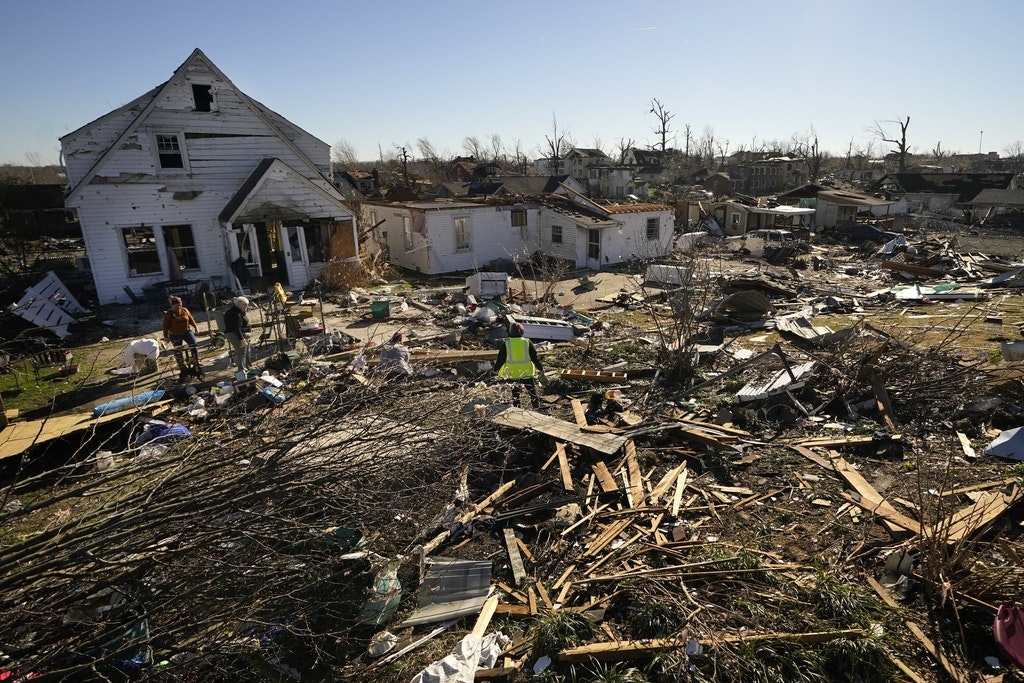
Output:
[{"xmin": 994, "ymin": 604, "xmax": 1024, "ymax": 668}]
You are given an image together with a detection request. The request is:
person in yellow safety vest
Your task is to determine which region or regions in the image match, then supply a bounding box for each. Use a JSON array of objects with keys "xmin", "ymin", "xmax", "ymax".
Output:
[{"xmin": 494, "ymin": 322, "xmax": 545, "ymax": 408}]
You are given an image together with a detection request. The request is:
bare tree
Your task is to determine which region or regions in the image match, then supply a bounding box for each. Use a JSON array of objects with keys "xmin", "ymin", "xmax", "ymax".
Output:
[
  {"xmin": 331, "ymin": 139, "xmax": 359, "ymax": 170},
  {"xmin": 1003, "ymin": 140, "xmax": 1024, "ymax": 172},
  {"xmin": 462, "ymin": 135, "xmax": 484, "ymax": 160},
  {"xmin": 682, "ymin": 123, "xmax": 692, "ymax": 158},
  {"xmin": 649, "ymin": 98, "xmax": 675, "ymax": 152},
  {"xmin": 543, "ymin": 114, "xmax": 573, "ymax": 175},
  {"xmin": 931, "ymin": 141, "xmax": 951, "ymax": 160},
  {"xmin": 416, "ymin": 138, "xmax": 449, "ymax": 182},
  {"xmin": 870, "ymin": 116, "xmax": 912, "ymax": 172},
  {"xmin": 509, "ymin": 139, "xmax": 529, "ymax": 175},
  {"xmin": 488, "ymin": 134, "xmax": 504, "ymax": 165},
  {"xmin": 697, "ymin": 126, "xmax": 716, "ymax": 167},
  {"xmin": 614, "ymin": 137, "xmax": 636, "ymax": 164},
  {"xmin": 791, "ymin": 127, "xmax": 825, "ymax": 182}
]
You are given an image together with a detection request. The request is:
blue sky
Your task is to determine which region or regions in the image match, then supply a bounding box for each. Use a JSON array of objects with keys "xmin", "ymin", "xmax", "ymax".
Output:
[{"xmin": 2, "ymin": 0, "xmax": 1021, "ymax": 166}]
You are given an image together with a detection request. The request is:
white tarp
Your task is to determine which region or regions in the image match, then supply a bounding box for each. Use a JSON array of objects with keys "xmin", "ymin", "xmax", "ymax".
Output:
[
  {"xmin": 985, "ymin": 427, "xmax": 1024, "ymax": 461},
  {"xmin": 410, "ymin": 632, "xmax": 509, "ymax": 683}
]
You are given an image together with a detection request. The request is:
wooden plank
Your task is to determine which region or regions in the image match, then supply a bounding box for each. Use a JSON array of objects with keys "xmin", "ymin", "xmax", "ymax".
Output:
[
  {"xmin": 789, "ymin": 444, "xmax": 836, "ymax": 471},
  {"xmin": 493, "ymin": 604, "xmax": 531, "ymax": 617},
  {"xmin": 527, "ymin": 586, "xmax": 537, "ymax": 615},
  {"xmin": 624, "ymin": 441, "xmax": 643, "ymax": 506},
  {"xmin": 942, "ymin": 485, "xmax": 1022, "ymax": 543},
  {"xmin": 535, "ymin": 580, "xmax": 553, "ymax": 610},
  {"xmin": 491, "ymin": 407, "xmax": 628, "ymax": 455},
  {"xmin": 422, "ymin": 479, "xmax": 517, "ymax": 555},
  {"xmin": 471, "ymin": 595, "xmax": 500, "ymax": 638},
  {"xmin": 905, "ymin": 622, "xmax": 974, "ymax": 683},
  {"xmin": 646, "ymin": 463, "xmax": 686, "ymax": 506},
  {"xmin": 671, "ymin": 470, "xmax": 688, "ymax": 517},
  {"xmin": 955, "ymin": 431, "xmax": 977, "ymax": 460},
  {"xmin": 869, "ymin": 372, "xmax": 898, "ymax": 430},
  {"xmin": 551, "ymin": 564, "xmax": 576, "ymax": 591},
  {"xmin": 591, "ymin": 461, "xmax": 619, "ymax": 493},
  {"xmin": 832, "ymin": 455, "xmax": 925, "ymax": 535},
  {"xmin": 570, "ymin": 398, "xmax": 587, "ymax": 427},
  {"xmin": 495, "ymin": 581, "xmax": 528, "ymax": 604},
  {"xmin": 559, "ymin": 629, "xmax": 865, "ymax": 663},
  {"xmin": 515, "ymin": 537, "xmax": 536, "ymax": 564},
  {"xmin": 503, "ymin": 527, "xmax": 527, "ymax": 585},
  {"xmin": 556, "ymin": 443, "xmax": 574, "ymax": 492},
  {"xmin": 584, "ymin": 518, "xmax": 631, "ymax": 558}
]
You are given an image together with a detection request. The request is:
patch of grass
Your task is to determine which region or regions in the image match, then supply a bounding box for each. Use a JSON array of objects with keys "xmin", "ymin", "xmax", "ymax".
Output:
[
  {"xmin": 529, "ymin": 609, "xmax": 595, "ymax": 659},
  {"xmin": 626, "ymin": 601, "xmax": 683, "ymax": 639},
  {"xmin": 810, "ymin": 565, "xmax": 879, "ymax": 626}
]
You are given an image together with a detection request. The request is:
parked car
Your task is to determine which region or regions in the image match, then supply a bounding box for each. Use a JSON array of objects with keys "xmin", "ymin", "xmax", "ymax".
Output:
[{"xmin": 835, "ymin": 223, "xmax": 900, "ymax": 244}]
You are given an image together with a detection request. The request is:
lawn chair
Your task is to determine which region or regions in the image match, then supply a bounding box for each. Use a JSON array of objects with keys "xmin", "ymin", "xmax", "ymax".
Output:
[{"xmin": 29, "ymin": 348, "xmax": 74, "ymax": 383}]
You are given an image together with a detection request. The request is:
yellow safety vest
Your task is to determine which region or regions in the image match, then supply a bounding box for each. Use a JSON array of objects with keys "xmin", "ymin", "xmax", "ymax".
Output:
[{"xmin": 499, "ymin": 337, "xmax": 535, "ymax": 379}]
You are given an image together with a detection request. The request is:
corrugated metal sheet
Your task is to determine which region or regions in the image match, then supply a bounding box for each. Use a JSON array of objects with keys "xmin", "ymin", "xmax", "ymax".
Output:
[{"xmin": 398, "ymin": 558, "xmax": 492, "ymax": 627}]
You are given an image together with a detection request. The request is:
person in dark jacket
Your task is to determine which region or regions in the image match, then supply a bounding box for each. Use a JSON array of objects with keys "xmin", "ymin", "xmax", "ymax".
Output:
[
  {"xmin": 223, "ymin": 296, "xmax": 252, "ymax": 373},
  {"xmin": 494, "ymin": 322, "xmax": 544, "ymax": 408}
]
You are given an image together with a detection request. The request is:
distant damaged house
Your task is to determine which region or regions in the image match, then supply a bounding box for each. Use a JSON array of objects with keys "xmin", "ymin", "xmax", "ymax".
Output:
[
  {"xmin": 868, "ymin": 173, "xmax": 1016, "ymax": 217},
  {"xmin": 362, "ymin": 189, "xmax": 673, "ymax": 274},
  {"xmin": 60, "ymin": 48, "xmax": 359, "ymax": 304},
  {"xmin": 814, "ymin": 189, "xmax": 905, "ymax": 229}
]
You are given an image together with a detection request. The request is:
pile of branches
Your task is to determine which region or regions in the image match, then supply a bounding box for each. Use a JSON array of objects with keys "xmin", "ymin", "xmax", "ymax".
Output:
[{"xmin": 0, "ymin": 379, "xmax": 505, "ymax": 680}]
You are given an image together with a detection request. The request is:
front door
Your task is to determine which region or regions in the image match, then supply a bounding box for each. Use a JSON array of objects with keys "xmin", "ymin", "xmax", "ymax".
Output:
[
  {"xmin": 281, "ymin": 224, "xmax": 311, "ymax": 289},
  {"xmin": 586, "ymin": 229, "xmax": 601, "ymax": 270}
]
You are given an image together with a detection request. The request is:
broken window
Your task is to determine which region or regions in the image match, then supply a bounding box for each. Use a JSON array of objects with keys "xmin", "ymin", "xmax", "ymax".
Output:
[
  {"xmin": 454, "ymin": 217, "xmax": 469, "ymax": 251},
  {"xmin": 163, "ymin": 224, "xmax": 200, "ymax": 272},
  {"xmin": 646, "ymin": 217, "xmax": 660, "ymax": 241},
  {"xmin": 304, "ymin": 222, "xmax": 334, "ymax": 262},
  {"xmin": 402, "ymin": 216, "xmax": 413, "ymax": 251},
  {"xmin": 191, "ymin": 84, "xmax": 214, "ymax": 112},
  {"xmin": 587, "ymin": 229, "xmax": 600, "ymax": 260},
  {"xmin": 155, "ymin": 134, "xmax": 186, "ymax": 170},
  {"xmin": 511, "ymin": 209, "xmax": 527, "ymax": 228},
  {"xmin": 122, "ymin": 226, "xmax": 161, "ymax": 276},
  {"xmin": 551, "ymin": 224, "xmax": 562, "ymax": 244}
]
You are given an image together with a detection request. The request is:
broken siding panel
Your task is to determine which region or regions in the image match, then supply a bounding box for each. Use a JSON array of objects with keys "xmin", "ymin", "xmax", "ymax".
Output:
[{"xmin": 62, "ymin": 99, "xmax": 157, "ymax": 185}]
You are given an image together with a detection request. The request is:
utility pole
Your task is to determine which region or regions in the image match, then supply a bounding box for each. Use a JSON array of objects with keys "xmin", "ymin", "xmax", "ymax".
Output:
[{"xmin": 979, "ymin": 131, "xmax": 983, "ymax": 154}]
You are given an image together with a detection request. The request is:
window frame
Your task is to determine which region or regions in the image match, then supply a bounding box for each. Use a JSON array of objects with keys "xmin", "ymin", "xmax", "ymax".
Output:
[
  {"xmin": 453, "ymin": 216, "xmax": 470, "ymax": 252},
  {"xmin": 511, "ymin": 209, "xmax": 527, "ymax": 228},
  {"xmin": 121, "ymin": 226, "xmax": 162, "ymax": 277},
  {"xmin": 154, "ymin": 132, "xmax": 189, "ymax": 172},
  {"xmin": 646, "ymin": 217, "xmax": 660, "ymax": 241},
  {"xmin": 163, "ymin": 224, "xmax": 201, "ymax": 273},
  {"xmin": 551, "ymin": 224, "xmax": 562, "ymax": 244},
  {"xmin": 402, "ymin": 215, "xmax": 413, "ymax": 251}
]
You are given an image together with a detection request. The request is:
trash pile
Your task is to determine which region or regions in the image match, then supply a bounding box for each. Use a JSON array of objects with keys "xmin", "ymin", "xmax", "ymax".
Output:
[{"xmin": 2, "ymin": 233, "xmax": 1024, "ymax": 681}]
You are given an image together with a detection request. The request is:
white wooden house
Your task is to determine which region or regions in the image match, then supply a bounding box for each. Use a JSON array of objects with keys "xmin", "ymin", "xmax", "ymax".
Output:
[
  {"xmin": 363, "ymin": 191, "xmax": 673, "ymax": 275},
  {"xmin": 60, "ymin": 48, "xmax": 358, "ymax": 305}
]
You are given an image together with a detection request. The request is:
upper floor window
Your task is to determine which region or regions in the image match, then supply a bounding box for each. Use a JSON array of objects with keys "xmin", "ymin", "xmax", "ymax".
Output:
[
  {"xmin": 155, "ymin": 133, "xmax": 187, "ymax": 170},
  {"xmin": 454, "ymin": 217, "xmax": 470, "ymax": 251},
  {"xmin": 551, "ymin": 224, "xmax": 563, "ymax": 244},
  {"xmin": 646, "ymin": 217, "xmax": 660, "ymax": 241},
  {"xmin": 511, "ymin": 209, "xmax": 527, "ymax": 228},
  {"xmin": 191, "ymin": 84, "xmax": 215, "ymax": 112}
]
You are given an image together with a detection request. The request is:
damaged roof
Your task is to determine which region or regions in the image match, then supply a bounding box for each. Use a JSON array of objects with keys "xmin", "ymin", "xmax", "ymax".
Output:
[{"xmin": 870, "ymin": 173, "xmax": 1016, "ymax": 202}]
